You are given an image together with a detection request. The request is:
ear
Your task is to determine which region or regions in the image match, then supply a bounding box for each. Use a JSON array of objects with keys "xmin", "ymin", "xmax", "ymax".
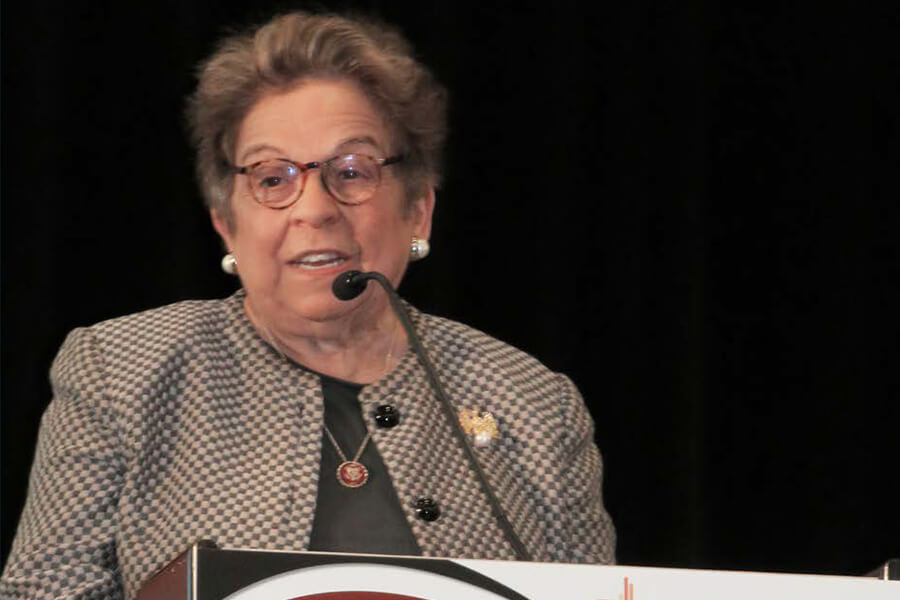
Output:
[
  {"xmin": 409, "ymin": 187, "xmax": 436, "ymax": 240},
  {"xmin": 210, "ymin": 209, "xmax": 235, "ymax": 251}
]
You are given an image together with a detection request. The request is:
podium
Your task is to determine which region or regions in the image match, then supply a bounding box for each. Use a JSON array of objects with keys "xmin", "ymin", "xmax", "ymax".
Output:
[{"xmin": 137, "ymin": 544, "xmax": 900, "ymax": 600}]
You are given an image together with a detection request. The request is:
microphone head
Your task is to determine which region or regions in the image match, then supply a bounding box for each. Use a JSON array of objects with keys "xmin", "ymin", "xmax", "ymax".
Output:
[{"xmin": 332, "ymin": 270, "xmax": 369, "ymax": 301}]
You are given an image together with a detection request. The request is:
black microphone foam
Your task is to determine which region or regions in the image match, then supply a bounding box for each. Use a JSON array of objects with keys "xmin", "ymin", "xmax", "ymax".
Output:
[{"xmin": 332, "ymin": 270, "xmax": 370, "ymax": 301}]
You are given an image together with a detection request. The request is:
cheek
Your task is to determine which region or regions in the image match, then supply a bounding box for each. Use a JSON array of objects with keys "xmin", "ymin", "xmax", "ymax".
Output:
[
  {"xmin": 231, "ymin": 210, "xmax": 285, "ymax": 266},
  {"xmin": 365, "ymin": 213, "xmax": 415, "ymax": 272},
  {"xmin": 365, "ymin": 208, "xmax": 411, "ymax": 247}
]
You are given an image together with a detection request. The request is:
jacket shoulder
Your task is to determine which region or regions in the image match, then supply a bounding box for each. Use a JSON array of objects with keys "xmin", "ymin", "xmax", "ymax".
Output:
[
  {"xmin": 51, "ymin": 296, "xmax": 238, "ymax": 393},
  {"xmin": 419, "ymin": 312, "xmax": 560, "ymax": 392},
  {"xmin": 90, "ymin": 297, "xmax": 232, "ymax": 342}
]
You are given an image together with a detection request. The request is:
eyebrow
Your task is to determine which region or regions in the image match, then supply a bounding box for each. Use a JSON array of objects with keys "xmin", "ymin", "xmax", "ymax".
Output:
[
  {"xmin": 237, "ymin": 143, "xmax": 285, "ymax": 165},
  {"xmin": 333, "ymin": 135, "xmax": 382, "ymax": 150},
  {"xmin": 237, "ymin": 136, "xmax": 386, "ymax": 165}
]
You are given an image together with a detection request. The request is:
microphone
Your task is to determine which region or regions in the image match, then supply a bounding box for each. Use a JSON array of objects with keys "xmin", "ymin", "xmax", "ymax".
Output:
[
  {"xmin": 331, "ymin": 270, "xmax": 369, "ymax": 300},
  {"xmin": 331, "ymin": 270, "xmax": 532, "ymax": 561}
]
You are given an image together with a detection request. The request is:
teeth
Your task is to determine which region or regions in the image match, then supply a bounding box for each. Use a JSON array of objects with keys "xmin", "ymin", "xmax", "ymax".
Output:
[
  {"xmin": 300, "ymin": 252, "xmax": 339, "ymax": 264},
  {"xmin": 291, "ymin": 252, "xmax": 346, "ymax": 269}
]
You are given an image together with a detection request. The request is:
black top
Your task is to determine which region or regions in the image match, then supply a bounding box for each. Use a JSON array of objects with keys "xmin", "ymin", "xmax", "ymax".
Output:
[{"xmin": 307, "ymin": 373, "xmax": 421, "ymax": 556}]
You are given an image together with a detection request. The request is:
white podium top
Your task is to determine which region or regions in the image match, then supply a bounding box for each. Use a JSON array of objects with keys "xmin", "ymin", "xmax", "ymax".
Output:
[{"xmin": 219, "ymin": 551, "xmax": 899, "ymax": 600}]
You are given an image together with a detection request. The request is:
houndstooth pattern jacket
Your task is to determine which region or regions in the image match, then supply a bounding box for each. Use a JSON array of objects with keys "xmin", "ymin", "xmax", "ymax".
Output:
[{"xmin": 2, "ymin": 291, "xmax": 616, "ymax": 599}]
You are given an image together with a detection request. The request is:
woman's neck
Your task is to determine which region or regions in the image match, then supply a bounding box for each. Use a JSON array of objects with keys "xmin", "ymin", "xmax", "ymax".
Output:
[{"xmin": 244, "ymin": 296, "xmax": 405, "ymax": 384}]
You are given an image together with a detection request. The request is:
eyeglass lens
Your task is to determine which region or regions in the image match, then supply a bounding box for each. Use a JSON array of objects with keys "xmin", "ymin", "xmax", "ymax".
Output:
[{"xmin": 247, "ymin": 154, "xmax": 382, "ymax": 207}]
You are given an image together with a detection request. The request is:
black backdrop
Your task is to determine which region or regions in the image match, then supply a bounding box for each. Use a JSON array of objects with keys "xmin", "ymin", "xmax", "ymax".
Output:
[{"xmin": 3, "ymin": 0, "xmax": 898, "ymax": 577}]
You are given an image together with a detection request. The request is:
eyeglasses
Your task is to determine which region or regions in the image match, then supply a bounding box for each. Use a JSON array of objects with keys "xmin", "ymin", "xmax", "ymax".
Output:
[{"xmin": 233, "ymin": 153, "xmax": 405, "ymax": 209}]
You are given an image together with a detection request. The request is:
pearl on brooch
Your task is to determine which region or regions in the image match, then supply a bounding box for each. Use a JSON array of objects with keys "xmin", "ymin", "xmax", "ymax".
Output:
[{"xmin": 473, "ymin": 430, "xmax": 495, "ymax": 448}]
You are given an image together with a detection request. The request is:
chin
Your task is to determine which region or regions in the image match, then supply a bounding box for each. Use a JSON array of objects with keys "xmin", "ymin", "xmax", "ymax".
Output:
[
  {"xmin": 281, "ymin": 295, "xmax": 354, "ymax": 324},
  {"xmin": 274, "ymin": 274, "xmax": 352, "ymax": 320}
]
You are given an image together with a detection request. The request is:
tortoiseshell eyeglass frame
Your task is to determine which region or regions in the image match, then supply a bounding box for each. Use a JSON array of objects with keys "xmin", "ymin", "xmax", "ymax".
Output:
[{"xmin": 231, "ymin": 153, "xmax": 405, "ymax": 208}]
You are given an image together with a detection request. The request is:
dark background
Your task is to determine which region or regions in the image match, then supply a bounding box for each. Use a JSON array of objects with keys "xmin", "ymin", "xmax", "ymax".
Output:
[{"xmin": 3, "ymin": 0, "xmax": 898, "ymax": 578}]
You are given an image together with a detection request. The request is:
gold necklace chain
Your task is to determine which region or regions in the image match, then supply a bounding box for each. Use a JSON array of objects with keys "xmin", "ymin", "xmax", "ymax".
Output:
[{"xmin": 323, "ymin": 425, "xmax": 371, "ymax": 464}]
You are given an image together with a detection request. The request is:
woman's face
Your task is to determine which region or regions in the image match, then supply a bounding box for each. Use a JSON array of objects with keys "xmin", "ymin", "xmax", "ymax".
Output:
[{"xmin": 212, "ymin": 79, "xmax": 434, "ymax": 330}]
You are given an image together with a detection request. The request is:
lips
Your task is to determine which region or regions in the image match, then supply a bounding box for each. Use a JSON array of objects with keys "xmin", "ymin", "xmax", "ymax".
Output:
[{"xmin": 287, "ymin": 249, "xmax": 350, "ymax": 270}]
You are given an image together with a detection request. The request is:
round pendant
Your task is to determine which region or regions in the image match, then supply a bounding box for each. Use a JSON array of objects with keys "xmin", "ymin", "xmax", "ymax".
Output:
[{"xmin": 336, "ymin": 460, "xmax": 369, "ymax": 488}]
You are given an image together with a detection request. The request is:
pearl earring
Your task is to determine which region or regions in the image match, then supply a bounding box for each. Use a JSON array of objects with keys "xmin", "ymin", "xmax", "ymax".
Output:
[
  {"xmin": 410, "ymin": 236, "xmax": 430, "ymax": 261},
  {"xmin": 221, "ymin": 253, "xmax": 238, "ymax": 275}
]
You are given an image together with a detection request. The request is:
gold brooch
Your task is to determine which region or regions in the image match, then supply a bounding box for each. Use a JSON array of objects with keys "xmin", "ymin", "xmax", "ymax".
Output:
[{"xmin": 459, "ymin": 409, "xmax": 500, "ymax": 448}]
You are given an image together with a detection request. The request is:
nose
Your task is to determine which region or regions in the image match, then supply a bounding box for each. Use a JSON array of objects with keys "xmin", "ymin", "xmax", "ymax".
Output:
[{"xmin": 288, "ymin": 169, "xmax": 341, "ymax": 228}]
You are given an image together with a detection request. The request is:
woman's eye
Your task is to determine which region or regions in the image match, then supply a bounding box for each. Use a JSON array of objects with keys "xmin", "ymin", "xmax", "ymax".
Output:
[
  {"xmin": 259, "ymin": 175, "xmax": 284, "ymax": 188},
  {"xmin": 255, "ymin": 166, "xmax": 295, "ymax": 188},
  {"xmin": 337, "ymin": 167, "xmax": 377, "ymax": 183}
]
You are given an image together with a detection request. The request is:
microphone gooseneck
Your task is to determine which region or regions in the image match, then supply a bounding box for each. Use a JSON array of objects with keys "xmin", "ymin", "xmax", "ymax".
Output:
[{"xmin": 331, "ymin": 270, "xmax": 532, "ymax": 561}]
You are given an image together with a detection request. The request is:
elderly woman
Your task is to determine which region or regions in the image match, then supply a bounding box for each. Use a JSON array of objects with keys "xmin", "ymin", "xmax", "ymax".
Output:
[{"xmin": 2, "ymin": 11, "xmax": 615, "ymax": 599}]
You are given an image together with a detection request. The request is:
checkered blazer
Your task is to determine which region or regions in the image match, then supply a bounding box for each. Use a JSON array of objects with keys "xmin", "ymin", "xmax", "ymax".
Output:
[{"xmin": 2, "ymin": 292, "xmax": 615, "ymax": 599}]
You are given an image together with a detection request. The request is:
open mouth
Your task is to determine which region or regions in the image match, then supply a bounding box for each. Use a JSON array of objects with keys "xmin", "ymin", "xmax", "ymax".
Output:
[{"xmin": 288, "ymin": 250, "xmax": 349, "ymax": 270}]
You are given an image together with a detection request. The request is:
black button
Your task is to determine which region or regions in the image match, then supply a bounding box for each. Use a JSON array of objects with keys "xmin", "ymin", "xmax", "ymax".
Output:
[
  {"xmin": 414, "ymin": 497, "xmax": 441, "ymax": 522},
  {"xmin": 374, "ymin": 404, "xmax": 400, "ymax": 428}
]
